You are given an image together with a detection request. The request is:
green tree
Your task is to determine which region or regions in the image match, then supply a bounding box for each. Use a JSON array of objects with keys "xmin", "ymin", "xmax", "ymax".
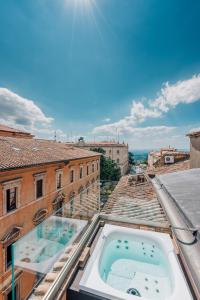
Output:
[
  {"xmin": 128, "ymin": 151, "xmax": 135, "ymax": 165},
  {"xmin": 91, "ymin": 147, "xmax": 121, "ymax": 181}
]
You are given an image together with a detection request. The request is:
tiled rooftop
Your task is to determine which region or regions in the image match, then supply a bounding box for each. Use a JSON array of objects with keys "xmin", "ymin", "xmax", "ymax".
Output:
[
  {"xmin": 0, "ymin": 137, "xmax": 100, "ymax": 171},
  {"xmin": 147, "ymin": 159, "xmax": 190, "ymax": 175},
  {"xmin": 102, "ymin": 175, "xmax": 168, "ymax": 224},
  {"xmin": 0, "ymin": 124, "xmax": 27, "ymax": 133}
]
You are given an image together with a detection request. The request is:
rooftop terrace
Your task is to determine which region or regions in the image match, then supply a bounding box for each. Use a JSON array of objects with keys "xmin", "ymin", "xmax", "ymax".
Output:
[{"xmin": 10, "ymin": 174, "xmax": 200, "ymax": 300}]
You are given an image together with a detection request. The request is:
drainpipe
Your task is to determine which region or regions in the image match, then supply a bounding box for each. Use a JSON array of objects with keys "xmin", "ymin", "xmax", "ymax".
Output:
[{"xmin": 152, "ymin": 178, "xmax": 200, "ymax": 299}]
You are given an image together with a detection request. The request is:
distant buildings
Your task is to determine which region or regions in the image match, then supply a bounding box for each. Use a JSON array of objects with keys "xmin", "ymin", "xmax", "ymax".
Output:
[
  {"xmin": 187, "ymin": 130, "xmax": 200, "ymax": 168},
  {"xmin": 0, "ymin": 127, "xmax": 100, "ymax": 300},
  {"xmin": 67, "ymin": 138, "xmax": 129, "ymax": 176},
  {"xmin": 148, "ymin": 147, "xmax": 189, "ymax": 169}
]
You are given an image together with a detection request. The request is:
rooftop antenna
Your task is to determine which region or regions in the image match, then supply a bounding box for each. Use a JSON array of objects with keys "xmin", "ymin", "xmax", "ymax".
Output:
[{"xmin": 115, "ymin": 127, "xmax": 118, "ymax": 143}]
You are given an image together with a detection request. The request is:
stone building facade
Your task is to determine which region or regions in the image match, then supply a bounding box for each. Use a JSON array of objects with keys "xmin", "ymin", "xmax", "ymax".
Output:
[
  {"xmin": 187, "ymin": 130, "xmax": 200, "ymax": 168},
  {"xmin": 67, "ymin": 139, "xmax": 129, "ymax": 176},
  {"xmin": 0, "ymin": 136, "xmax": 100, "ymax": 300}
]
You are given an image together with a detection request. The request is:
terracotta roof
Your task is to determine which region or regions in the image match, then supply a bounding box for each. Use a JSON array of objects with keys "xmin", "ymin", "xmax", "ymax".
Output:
[
  {"xmin": 147, "ymin": 160, "xmax": 190, "ymax": 176},
  {"xmin": 0, "ymin": 137, "xmax": 100, "ymax": 171},
  {"xmin": 0, "ymin": 124, "xmax": 28, "ymax": 134},
  {"xmin": 103, "ymin": 175, "xmax": 168, "ymax": 224}
]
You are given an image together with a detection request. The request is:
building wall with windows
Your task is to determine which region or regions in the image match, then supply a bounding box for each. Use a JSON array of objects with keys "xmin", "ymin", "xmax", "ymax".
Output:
[
  {"xmin": 67, "ymin": 140, "xmax": 129, "ymax": 176},
  {"xmin": 0, "ymin": 141, "xmax": 100, "ymax": 300}
]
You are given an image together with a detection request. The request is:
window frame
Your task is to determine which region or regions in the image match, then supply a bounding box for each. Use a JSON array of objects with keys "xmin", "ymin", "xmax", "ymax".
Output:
[
  {"xmin": 70, "ymin": 169, "xmax": 74, "ymax": 183},
  {"xmin": 33, "ymin": 173, "xmax": 45, "ymax": 200},
  {"xmin": 2, "ymin": 178, "xmax": 22, "ymax": 215},
  {"xmin": 87, "ymin": 165, "xmax": 89, "ymax": 176},
  {"xmin": 80, "ymin": 165, "xmax": 83, "ymax": 179},
  {"xmin": 56, "ymin": 169, "xmax": 63, "ymax": 190}
]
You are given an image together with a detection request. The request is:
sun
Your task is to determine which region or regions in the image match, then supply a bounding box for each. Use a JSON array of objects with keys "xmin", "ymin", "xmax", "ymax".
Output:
[
  {"xmin": 66, "ymin": 0, "xmax": 95, "ymax": 10},
  {"xmin": 74, "ymin": 0, "xmax": 92, "ymax": 6}
]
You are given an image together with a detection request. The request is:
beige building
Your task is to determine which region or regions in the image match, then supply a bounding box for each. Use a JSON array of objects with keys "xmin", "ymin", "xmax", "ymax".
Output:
[
  {"xmin": 67, "ymin": 138, "xmax": 129, "ymax": 176},
  {"xmin": 187, "ymin": 130, "xmax": 200, "ymax": 168}
]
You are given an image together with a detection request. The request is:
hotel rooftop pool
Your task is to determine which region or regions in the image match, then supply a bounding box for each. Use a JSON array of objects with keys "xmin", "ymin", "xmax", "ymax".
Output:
[{"xmin": 80, "ymin": 224, "xmax": 193, "ymax": 300}]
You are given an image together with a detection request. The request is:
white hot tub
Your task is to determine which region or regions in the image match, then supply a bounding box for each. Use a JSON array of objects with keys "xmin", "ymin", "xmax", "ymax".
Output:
[{"xmin": 80, "ymin": 224, "xmax": 193, "ymax": 300}]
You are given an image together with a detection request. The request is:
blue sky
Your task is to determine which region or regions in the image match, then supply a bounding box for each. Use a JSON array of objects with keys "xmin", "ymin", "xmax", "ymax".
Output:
[{"xmin": 0, "ymin": 0, "xmax": 200, "ymax": 149}]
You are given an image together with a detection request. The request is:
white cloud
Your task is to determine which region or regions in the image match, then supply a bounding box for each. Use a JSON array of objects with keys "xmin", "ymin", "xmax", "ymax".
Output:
[
  {"xmin": 93, "ymin": 74, "xmax": 200, "ymax": 136},
  {"xmin": 150, "ymin": 74, "xmax": 200, "ymax": 112},
  {"xmin": 102, "ymin": 118, "xmax": 111, "ymax": 122},
  {"xmin": 93, "ymin": 102, "xmax": 161, "ymax": 135},
  {"xmin": 0, "ymin": 88, "xmax": 66, "ymax": 140}
]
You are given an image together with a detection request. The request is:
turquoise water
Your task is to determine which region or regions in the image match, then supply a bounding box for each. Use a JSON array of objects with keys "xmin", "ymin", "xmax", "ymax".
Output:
[
  {"xmin": 37, "ymin": 219, "xmax": 75, "ymax": 245},
  {"xmin": 99, "ymin": 235, "xmax": 172, "ymax": 299},
  {"xmin": 33, "ymin": 219, "xmax": 76, "ymax": 263}
]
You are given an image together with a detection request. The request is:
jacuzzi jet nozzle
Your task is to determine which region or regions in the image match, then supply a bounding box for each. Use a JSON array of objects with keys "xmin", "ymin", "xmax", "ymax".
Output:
[{"xmin": 127, "ymin": 288, "xmax": 141, "ymax": 297}]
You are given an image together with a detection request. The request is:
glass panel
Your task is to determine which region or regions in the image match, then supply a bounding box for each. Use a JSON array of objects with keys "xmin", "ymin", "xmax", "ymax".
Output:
[{"xmin": 12, "ymin": 180, "xmax": 104, "ymax": 298}]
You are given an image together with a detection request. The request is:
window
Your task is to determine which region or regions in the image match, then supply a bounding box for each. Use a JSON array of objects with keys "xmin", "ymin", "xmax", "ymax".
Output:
[
  {"xmin": 6, "ymin": 188, "xmax": 17, "ymax": 212},
  {"xmin": 97, "ymin": 161, "xmax": 99, "ymax": 171},
  {"xmin": 87, "ymin": 165, "xmax": 89, "ymax": 175},
  {"xmin": 2, "ymin": 179, "xmax": 21, "ymax": 215},
  {"xmin": 92, "ymin": 163, "xmax": 94, "ymax": 173},
  {"xmin": 117, "ymin": 150, "xmax": 120, "ymax": 154},
  {"xmin": 70, "ymin": 170, "xmax": 74, "ymax": 183},
  {"xmin": 34, "ymin": 173, "xmax": 45, "ymax": 200},
  {"xmin": 56, "ymin": 169, "xmax": 63, "ymax": 190},
  {"xmin": 6, "ymin": 243, "xmax": 12, "ymax": 270},
  {"xmin": 109, "ymin": 149, "xmax": 112, "ymax": 155},
  {"xmin": 117, "ymin": 158, "xmax": 120, "ymax": 163},
  {"xmin": 57, "ymin": 173, "xmax": 62, "ymax": 189},
  {"xmin": 80, "ymin": 166, "xmax": 83, "ymax": 179},
  {"xmin": 36, "ymin": 179, "xmax": 43, "ymax": 199}
]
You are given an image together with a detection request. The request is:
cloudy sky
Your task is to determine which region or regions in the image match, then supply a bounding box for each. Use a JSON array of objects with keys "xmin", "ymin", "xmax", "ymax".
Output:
[{"xmin": 0, "ymin": 0, "xmax": 200, "ymax": 150}]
